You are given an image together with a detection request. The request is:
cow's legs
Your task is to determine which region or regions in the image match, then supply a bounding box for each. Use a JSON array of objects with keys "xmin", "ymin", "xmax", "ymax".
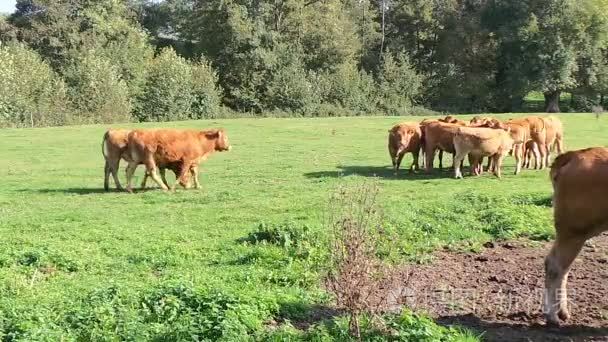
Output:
[
  {"xmin": 411, "ymin": 151, "xmax": 420, "ymax": 172},
  {"xmin": 537, "ymin": 142, "xmax": 548, "ymax": 169},
  {"xmin": 104, "ymin": 161, "xmax": 111, "ymax": 191},
  {"xmin": 555, "ymin": 137, "xmax": 564, "ymax": 155},
  {"xmin": 514, "ymin": 143, "xmax": 523, "ymax": 175},
  {"xmin": 544, "ymin": 234, "xmax": 585, "ymax": 325},
  {"xmin": 144, "ymin": 155, "xmax": 168, "ymax": 191},
  {"xmin": 125, "ymin": 162, "xmax": 138, "ymax": 193},
  {"xmin": 190, "ymin": 165, "xmax": 201, "ymax": 189},
  {"xmin": 105, "ymin": 159, "xmax": 123, "ymax": 190},
  {"xmin": 140, "ymin": 172, "xmax": 149, "ymax": 189},
  {"xmin": 396, "ymin": 152, "xmax": 405, "ymax": 173},
  {"xmin": 160, "ymin": 168, "xmax": 170, "ymax": 188},
  {"xmin": 492, "ymin": 154, "xmax": 504, "ymax": 178},
  {"xmin": 438, "ymin": 150, "xmax": 444, "ymax": 170},
  {"xmin": 545, "ymin": 144, "xmax": 552, "ymax": 168},
  {"xmin": 171, "ymin": 163, "xmax": 191, "ymax": 191},
  {"xmin": 533, "ymin": 144, "xmax": 541, "ymax": 169},
  {"xmin": 425, "ymin": 146, "xmax": 436, "ymax": 173},
  {"xmin": 453, "ymin": 151, "xmax": 466, "ymax": 179}
]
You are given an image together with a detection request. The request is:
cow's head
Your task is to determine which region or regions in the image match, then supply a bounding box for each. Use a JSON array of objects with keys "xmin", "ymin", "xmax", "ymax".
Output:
[
  {"xmin": 204, "ymin": 129, "xmax": 232, "ymax": 152},
  {"xmin": 389, "ymin": 126, "xmax": 416, "ymax": 154}
]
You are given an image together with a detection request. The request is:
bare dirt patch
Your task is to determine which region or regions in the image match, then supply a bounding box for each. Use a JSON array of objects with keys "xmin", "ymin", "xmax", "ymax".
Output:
[{"xmin": 404, "ymin": 233, "xmax": 608, "ymax": 341}]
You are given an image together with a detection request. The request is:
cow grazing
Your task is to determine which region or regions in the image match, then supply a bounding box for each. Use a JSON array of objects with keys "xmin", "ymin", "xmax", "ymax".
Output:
[
  {"xmin": 544, "ymin": 147, "xmax": 608, "ymax": 325},
  {"xmin": 388, "ymin": 123, "xmax": 422, "ymax": 174},
  {"xmin": 125, "ymin": 129, "xmax": 231, "ymax": 192},
  {"xmin": 452, "ymin": 126, "xmax": 514, "ymax": 178},
  {"xmin": 422, "ymin": 121, "xmax": 462, "ymax": 172}
]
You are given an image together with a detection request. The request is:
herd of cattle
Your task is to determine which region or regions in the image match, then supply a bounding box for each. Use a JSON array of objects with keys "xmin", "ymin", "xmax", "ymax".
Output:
[
  {"xmin": 100, "ymin": 117, "xmax": 608, "ymax": 326},
  {"xmin": 388, "ymin": 114, "xmax": 564, "ymax": 178}
]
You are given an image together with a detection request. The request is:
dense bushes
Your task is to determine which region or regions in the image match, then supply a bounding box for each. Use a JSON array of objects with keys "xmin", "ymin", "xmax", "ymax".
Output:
[
  {"xmin": 64, "ymin": 52, "xmax": 132, "ymax": 124},
  {"xmin": 0, "ymin": 44, "xmax": 69, "ymax": 127}
]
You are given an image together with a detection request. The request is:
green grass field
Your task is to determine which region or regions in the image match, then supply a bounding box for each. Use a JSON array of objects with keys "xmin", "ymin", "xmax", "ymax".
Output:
[{"xmin": 1, "ymin": 113, "xmax": 607, "ymax": 340}]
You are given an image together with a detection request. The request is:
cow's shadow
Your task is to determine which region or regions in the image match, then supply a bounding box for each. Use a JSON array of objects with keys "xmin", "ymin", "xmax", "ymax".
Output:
[
  {"xmin": 436, "ymin": 314, "xmax": 608, "ymax": 342},
  {"xmin": 304, "ymin": 165, "xmax": 457, "ymax": 180},
  {"xmin": 304, "ymin": 163, "xmax": 530, "ymax": 180},
  {"xmin": 15, "ymin": 187, "xmax": 162, "ymax": 195}
]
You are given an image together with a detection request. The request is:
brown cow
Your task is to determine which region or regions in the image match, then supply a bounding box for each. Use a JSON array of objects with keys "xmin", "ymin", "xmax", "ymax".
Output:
[
  {"xmin": 125, "ymin": 129, "xmax": 231, "ymax": 192},
  {"xmin": 542, "ymin": 115, "xmax": 565, "ymax": 166},
  {"xmin": 507, "ymin": 116, "xmax": 547, "ymax": 169},
  {"xmin": 544, "ymin": 147, "xmax": 608, "ymax": 325},
  {"xmin": 453, "ymin": 126, "xmax": 514, "ymax": 178},
  {"xmin": 102, "ymin": 129, "xmax": 193, "ymax": 191},
  {"xmin": 388, "ymin": 123, "xmax": 422, "ymax": 174},
  {"xmin": 439, "ymin": 115, "xmax": 467, "ymax": 126},
  {"xmin": 423, "ymin": 121, "xmax": 462, "ymax": 172}
]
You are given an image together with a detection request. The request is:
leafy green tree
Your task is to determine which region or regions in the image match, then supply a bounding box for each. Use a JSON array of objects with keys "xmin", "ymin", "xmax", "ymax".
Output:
[
  {"xmin": 135, "ymin": 47, "xmax": 194, "ymax": 122},
  {"xmin": 377, "ymin": 52, "xmax": 422, "ymax": 115},
  {"xmin": 10, "ymin": 0, "xmax": 153, "ymax": 98},
  {"xmin": 483, "ymin": 0, "xmax": 608, "ymax": 112},
  {"xmin": 190, "ymin": 58, "xmax": 222, "ymax": 119},
  {"xmin": 64, "ymin": 51, "xmax": 132, "ymax": 124}
]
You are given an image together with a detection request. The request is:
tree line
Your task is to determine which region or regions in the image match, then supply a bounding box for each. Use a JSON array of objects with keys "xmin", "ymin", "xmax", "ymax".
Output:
[{"xmin": 0, "ymin": 0, "xmax": 607, "ymax": 127}]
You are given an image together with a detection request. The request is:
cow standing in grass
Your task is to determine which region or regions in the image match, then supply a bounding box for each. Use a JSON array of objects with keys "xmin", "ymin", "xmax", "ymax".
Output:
[
  {"xmin": 125, "ymin": 129, "xmax": 231, "ymax": 192},
  {"xmin": 544, "ymin": 147, "xmax": 608, "ymax": 325},
  {"xmin": 388, "ymin": 123, "xmax": 422, "ymax": 174},
  {"xmin": 422, "ymin": 121, "xmax": 463, "ymax": 173},
  {"xmin": 452, "ymin": 126, "xmax": 514, "ymax": 178}
]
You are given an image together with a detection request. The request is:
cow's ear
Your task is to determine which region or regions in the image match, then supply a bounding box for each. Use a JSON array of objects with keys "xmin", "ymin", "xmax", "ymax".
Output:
[{"xmin": 204, "ymin": 130, "xmax": 220, "ymax": 139}]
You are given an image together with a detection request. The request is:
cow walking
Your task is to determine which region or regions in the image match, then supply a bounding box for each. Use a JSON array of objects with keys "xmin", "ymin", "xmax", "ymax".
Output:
[
  {"xmin": 544, "ymin": 147, "xmax": 608, "ymax": 325},
  {"xmin": 125, "ymin": 129, "xmax": 231, "ymax": 192}
]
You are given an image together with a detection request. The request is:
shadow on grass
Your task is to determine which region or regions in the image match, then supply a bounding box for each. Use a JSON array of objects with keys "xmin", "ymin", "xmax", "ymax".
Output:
[
  {"xmin": 14, "ymin": 187, "xmax": 161, "ymax": 195},
  {"xmin": 304, "ymin": 165, "xmax": 456, "ymax": 180},
  {"xmin": 437, "ymin": 314, "xmax": 608, "ymax": 342},
  {"xmin": 304, "ymin": 163, "xmax": 546, "ymax": 180}
]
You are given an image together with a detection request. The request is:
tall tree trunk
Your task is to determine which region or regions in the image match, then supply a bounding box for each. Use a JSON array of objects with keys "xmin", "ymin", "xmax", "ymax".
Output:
[
  {"xmin": 379, "ymin": 0, "xmax": 385, "ymax": 61},
  {"xmin": 544, "ymin": 90, "xmax": 561, "ymax": 113}
]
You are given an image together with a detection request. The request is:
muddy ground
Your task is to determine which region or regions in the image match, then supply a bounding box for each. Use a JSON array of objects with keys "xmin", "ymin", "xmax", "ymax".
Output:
[{"xmin": 405, "ymin": 233, "xmax": 608, "ymax": 341}]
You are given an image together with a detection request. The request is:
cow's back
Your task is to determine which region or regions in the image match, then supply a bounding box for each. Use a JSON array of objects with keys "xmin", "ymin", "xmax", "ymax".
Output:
[
  {"xmin": 129, "ymin": 129, "xmax": 206, "ymax": 164},
  {"xmin": 455, "ymin": 127, "xmax": 512, "ymax": 155},
  {"xmin": 425, "ymin": 122, "xmax": 460, "ymax": 153},
  {"xmin": 552, "ymin": 147, "xmax": 608, "ymax": 236}
]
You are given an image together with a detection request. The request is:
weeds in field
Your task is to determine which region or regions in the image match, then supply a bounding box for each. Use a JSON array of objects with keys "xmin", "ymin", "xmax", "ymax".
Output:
[{"xmin": 325, "ymin": 181, "xmax": 410, "ymax": 339}]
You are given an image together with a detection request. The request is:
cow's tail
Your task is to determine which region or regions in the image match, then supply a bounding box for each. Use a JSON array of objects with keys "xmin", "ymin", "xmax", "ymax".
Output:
[{"xmin": 102, "ymin": 131, "xmax": 110, "ymax": 159}]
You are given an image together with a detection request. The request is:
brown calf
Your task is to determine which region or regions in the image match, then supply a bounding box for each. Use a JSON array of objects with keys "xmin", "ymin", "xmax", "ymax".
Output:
[
  {"xmin": 453, "ymin": 126, "xmax": 514, "ymax": 178},
  {"xmin": 388, "ymin": 123, "xmax": 422, "ymax": 174},
  {"xmin": 544, "ymin": 147, "xmax": 608, "ymax": 325},
  {"xmin": 125, "ymin": 129, "xmax": 231, "ymax": 192}
]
